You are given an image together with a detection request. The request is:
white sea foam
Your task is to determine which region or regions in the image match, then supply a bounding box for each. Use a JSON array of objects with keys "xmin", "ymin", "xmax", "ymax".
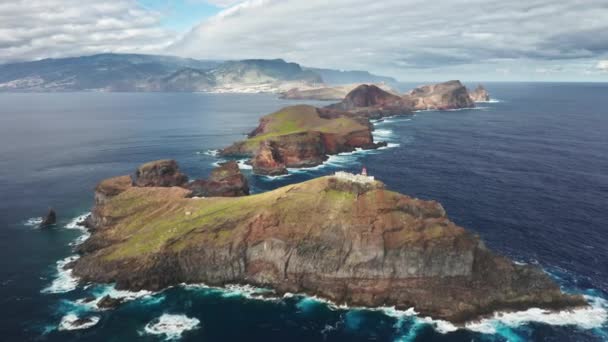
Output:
[
  {"xmin": 464, "ymin": 295, "xmax": 608, "ymax": 334},
  {"xmin": 94, "ymin": 285, "xmax": 155, "ymax": 302},
  {"xmin": 203, "ymin": 149, "xmax": 219, "ymax": 156},
  {"xmin": 24, "ymin": 217, "xmax": 43, "ymax": 227},
  {"xmin": 475, "ymin": 99, "xmax": 502, "ymax": 103},
  {"xmin": 42, "ymin": 213, "xmax": 93, "ymax": 294},
  {"xmin": 58, "ymin": 313, "xmax": 100, "ymax": 331},
  {"xmin": 65, "ymin": 212, "xmax": 92, "ymax": 246},
  {"xmin": 372, "ymin": 129, "xmax": 393, "ymax": 139},
  {"xmin": 237, "ymin": 159, "xmax": 253, "ymax": 170},
  {"xmin": 144, "ymin": 314, "xmax": 200, "ymax": 340},
  {"xmin": 41, "ymin": 255, "xmax": 80, "ymax": 294}
]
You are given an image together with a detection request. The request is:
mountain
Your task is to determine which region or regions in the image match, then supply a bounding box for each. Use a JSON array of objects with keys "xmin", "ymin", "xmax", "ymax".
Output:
[
  {"xmin": 0, "ymin": 54, "xmax": 395, "ymax": 93},
  {"xmin": 305, "ymin": 67, "xmax": 398, "ymax": 85},
  {"xmin": 0, "ymin": 53, "xmax": 220, "ymax": 92}
]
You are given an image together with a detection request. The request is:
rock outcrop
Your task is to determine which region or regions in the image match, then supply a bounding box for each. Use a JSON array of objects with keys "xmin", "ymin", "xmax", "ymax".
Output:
[
  {"xmin": 72, "ymin": 175, "xmax": 586, "ymax": 323},
  {"xmin": 469, "ymin": 84, "xmax": 490, "ymax": 102},
  {"xmin": 220, "ymin": 105, "xmax": 384, "ymax": 175},
  {"xmin": 39, "ymin": 208, "xmax": 57, "ymax": 228},
  {"xmin": 327, "ymin": 84, "xmax": 414, "ymax": 118},
  {"xmin": 404, "ymin": 80, "xmax": 475, "ymax": 110},
  {"xmin": 133, "ymin": 160, "xmax": 188, "ymax": 187},
  {"xmin": 186, "ymin": 161, "xmax": 250, "ymax": 197},
  {"xmin": 97, "ymin": 295, "xmax": 124, "ymax": 309}
]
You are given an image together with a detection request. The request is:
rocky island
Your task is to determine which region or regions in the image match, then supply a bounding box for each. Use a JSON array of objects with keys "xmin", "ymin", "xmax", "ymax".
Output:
[
  {"xmin": 72, "ymin": 170, "xmax": 586, "ymax": 323},
  {"xmin": 403, "ymin": 80, "xmax": 475, "ymax": 110},
  {"xmin": 279, "ymin": 83, "xmax": 399, "ymax": 101},
  {"xmin": 219, "ymin": 104, "xmax": 386, "ymax": 175},
  {"xmin": 221, "ymin": 81, "xmax": 494, "ymax": 176}
]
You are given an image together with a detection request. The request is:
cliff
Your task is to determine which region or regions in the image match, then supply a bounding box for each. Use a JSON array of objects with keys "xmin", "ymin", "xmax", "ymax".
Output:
[
  {"xmin": 469, "ymin": 84, "xmax": 490, "ymax": 102},
  {"xmin": 279, "ymin": 83, "xmax": 399, "ymax": 101},
  {"xmin": 185, "ymin": 161, "xmax": 249, "ymax": 197},
  {"xmin": 327, "ymin": 84, "xmax": 414, "ymax": 118},
  {"xmin": 220, "ymin": 105, "xmax": 384, "ymax": 175},
  {"xmin": 72, "ymin": 175, "xmax": 586, "ymax": 323},
  {"xmin": 404, "ymin": 80, "xmax": 475, "ymax": 110}
]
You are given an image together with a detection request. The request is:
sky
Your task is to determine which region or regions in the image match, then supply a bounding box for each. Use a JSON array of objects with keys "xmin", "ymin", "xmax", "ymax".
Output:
[{"xmin": 0, "ymin": 0, "xmax": 607, "ymax": 81}]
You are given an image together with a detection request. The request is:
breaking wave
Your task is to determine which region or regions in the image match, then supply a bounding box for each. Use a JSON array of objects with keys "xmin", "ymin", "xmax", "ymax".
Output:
[
  {"xmin": 24, "ymin": 217, "xmax": 43, "ymax": 227},
  {"xmin": 58, "ymin": 313, "xmax": 100, "ymax": 331},
  {"xmin": 143, "ymin": 314, "xmax": 200, "ymax": 340},
  {"xmin": 41, "ymin": 255, "xmax": 80, "ymax": 294}
]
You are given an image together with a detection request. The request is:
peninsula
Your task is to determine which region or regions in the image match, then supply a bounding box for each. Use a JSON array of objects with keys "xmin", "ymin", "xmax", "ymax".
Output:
[{"xmin": 72, "ymin": 168, "xmax": 586, "ymax": 323}]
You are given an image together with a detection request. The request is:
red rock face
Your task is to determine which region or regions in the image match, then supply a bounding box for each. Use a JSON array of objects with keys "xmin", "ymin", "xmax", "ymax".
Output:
[
  {"xmin": 186, "ymin": 161, "xmax": 249, "ymax": 197},
  {"xmin": 133, "ymin": 159, "xmax": 188, "ymax": 187},
  {"xmin": 469, "ymin": 84, "xmax": 490, "ymax": 102},
  {"xmin": 222, "ymin": 105, "xmax": 385, "ymax": 175},
  {"xmin": 251, "ymin": 141, "xmax": 287, "ymax": 175},
  {"xmin": 73, "ymin": 176, "xmax": 587, "ymax": 323},
  {"xmin": 405, "ymin": 80, "xmax": 475, "ymax": 110},
  {"xmin": 326, "ymin": 84, "xmax": 414, "ymax": 119}
]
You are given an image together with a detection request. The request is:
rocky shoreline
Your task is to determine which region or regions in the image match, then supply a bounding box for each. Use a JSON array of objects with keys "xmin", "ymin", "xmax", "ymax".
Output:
[{"xmin": 71, "ymin": 172, "xmax": 586, "ymax": 323}]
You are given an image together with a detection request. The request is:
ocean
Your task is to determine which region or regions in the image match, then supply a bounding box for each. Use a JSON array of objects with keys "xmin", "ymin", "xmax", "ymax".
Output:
[{"xmin": 0, "ymin": 83, "xmax": 607, "ymax": 341}]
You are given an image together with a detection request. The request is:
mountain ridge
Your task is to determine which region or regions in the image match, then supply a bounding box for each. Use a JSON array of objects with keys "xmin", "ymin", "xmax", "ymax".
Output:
[{"xmin": 0, "ymin": 53, "xmax": 397, "ymax": 92}]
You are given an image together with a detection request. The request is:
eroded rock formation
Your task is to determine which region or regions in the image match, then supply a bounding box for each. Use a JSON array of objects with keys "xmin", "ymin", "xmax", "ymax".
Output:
[
  {"xmin": 186, "ymin": 161, "xmax": 250, "ymax": 197},
  {"xmin": 404, "ymin": 80, "xmax": 475, "ymax": 110},
  {"xmin": 469, "ymin": 84, "xmax": 490, "ymax": 102},
  {"xmin": 133, "ymin": 159, "xmax": 188, "ymax": 187}
]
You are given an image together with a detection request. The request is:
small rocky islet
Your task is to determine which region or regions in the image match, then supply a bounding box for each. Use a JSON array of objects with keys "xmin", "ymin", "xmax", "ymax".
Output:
[{"xmin": 68, "ymin": 81, "xmax": 588, "ymax": 324}]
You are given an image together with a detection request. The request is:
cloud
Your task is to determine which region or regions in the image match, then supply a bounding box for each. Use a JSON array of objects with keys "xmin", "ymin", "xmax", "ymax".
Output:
[
  {"xmin": 194, "ymin": 0, "xmax": 244, "ymax": 7},
  {"xmin": 597, "ymin": 60, "xmax": 608, "ymax": 72},
  {"xmin": 170, "ymin": 0, "xmax": 608, "ymax": 79},
  {"xmin": 0, "ymin": 0, "xmax": 176, "ymax": 62}
]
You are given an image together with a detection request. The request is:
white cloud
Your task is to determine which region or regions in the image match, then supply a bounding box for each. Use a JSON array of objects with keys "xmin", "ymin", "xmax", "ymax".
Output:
[
  {"xmin": 1, "ymin": 0, "xmax": 607, "ymax": 80},
  {"xmin": 170, "ymin": 0, "xmax": 608, "ymax": 79},
  {"xmin": 0, "ymin": 0, "xmax": 176, "ymax": 62},
  {"xmin": 597, "ymin": 60, "xmax": 608, "ymax": 72},
  {"xmin": 196, "ymin": 0, "xmax": 245, "ymax": 7}
]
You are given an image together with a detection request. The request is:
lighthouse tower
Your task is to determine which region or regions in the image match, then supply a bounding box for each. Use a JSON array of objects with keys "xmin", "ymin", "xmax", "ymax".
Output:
[{"xmin": 361, "ymin": 166, "xmax": 368, "ymax": 176}]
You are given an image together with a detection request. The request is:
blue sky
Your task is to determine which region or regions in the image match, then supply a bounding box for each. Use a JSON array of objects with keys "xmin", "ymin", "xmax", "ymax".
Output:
[{"xmin": 138, "ymin": 0, "xmax": 222, "ymax": 32}]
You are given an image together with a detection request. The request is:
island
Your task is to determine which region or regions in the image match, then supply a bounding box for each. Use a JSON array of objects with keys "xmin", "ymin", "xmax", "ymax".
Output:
[
  {"xmin": 72, "ymin": 168, "xmax": 586, "ymax": 323},
  {"xmin": 219, "ymin": 104, "xmax": 387, "ymax": 175},
  {"xmin": 279, "ymin": 83, "xmax": 399, "ymax": 101},
  {"xmin": 221, "ymin": 81, "xmax": 491, "ymax": 176}
]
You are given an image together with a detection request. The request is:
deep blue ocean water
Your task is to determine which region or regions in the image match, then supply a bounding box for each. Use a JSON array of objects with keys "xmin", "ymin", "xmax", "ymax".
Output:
[{"xmin": 0, "ymin": 83, "xmax": 607, "ymax": 341}]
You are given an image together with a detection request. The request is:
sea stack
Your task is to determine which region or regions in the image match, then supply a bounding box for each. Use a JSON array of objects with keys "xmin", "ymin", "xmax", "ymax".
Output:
[
  {"xmin": 186, "ymin": 161, "xmax": 250, "ymax": 197},
  {"xmin": 403, "ymin": 80, "xmax": 475, "ymax": 110},
  {"xmin": 133, "ymin": 159, "xmax": 188, "ymax": 187},
  {"xmin": 39, "ymin": 208, "xmax": 56, "ymax": 228},
  {"xmin": 469, "ymin": 84, "xmax": 490, "ymax": 102}
]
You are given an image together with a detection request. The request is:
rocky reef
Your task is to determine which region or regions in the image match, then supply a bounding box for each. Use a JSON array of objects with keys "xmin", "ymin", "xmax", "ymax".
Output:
[
  {"xmin": 72, "ymin": 174, "xmax": 586, "ymax": 323},
  {"xmin": 220, "ymin": 105, "xmax": 384, "ymax": 175},
  {"xmin": 469, "ymin": 84, "xmax": 490, "ymax": 102},
  {"xmin": 404, "ymin": 80, "xmax": 475, "ymax": 110}
]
